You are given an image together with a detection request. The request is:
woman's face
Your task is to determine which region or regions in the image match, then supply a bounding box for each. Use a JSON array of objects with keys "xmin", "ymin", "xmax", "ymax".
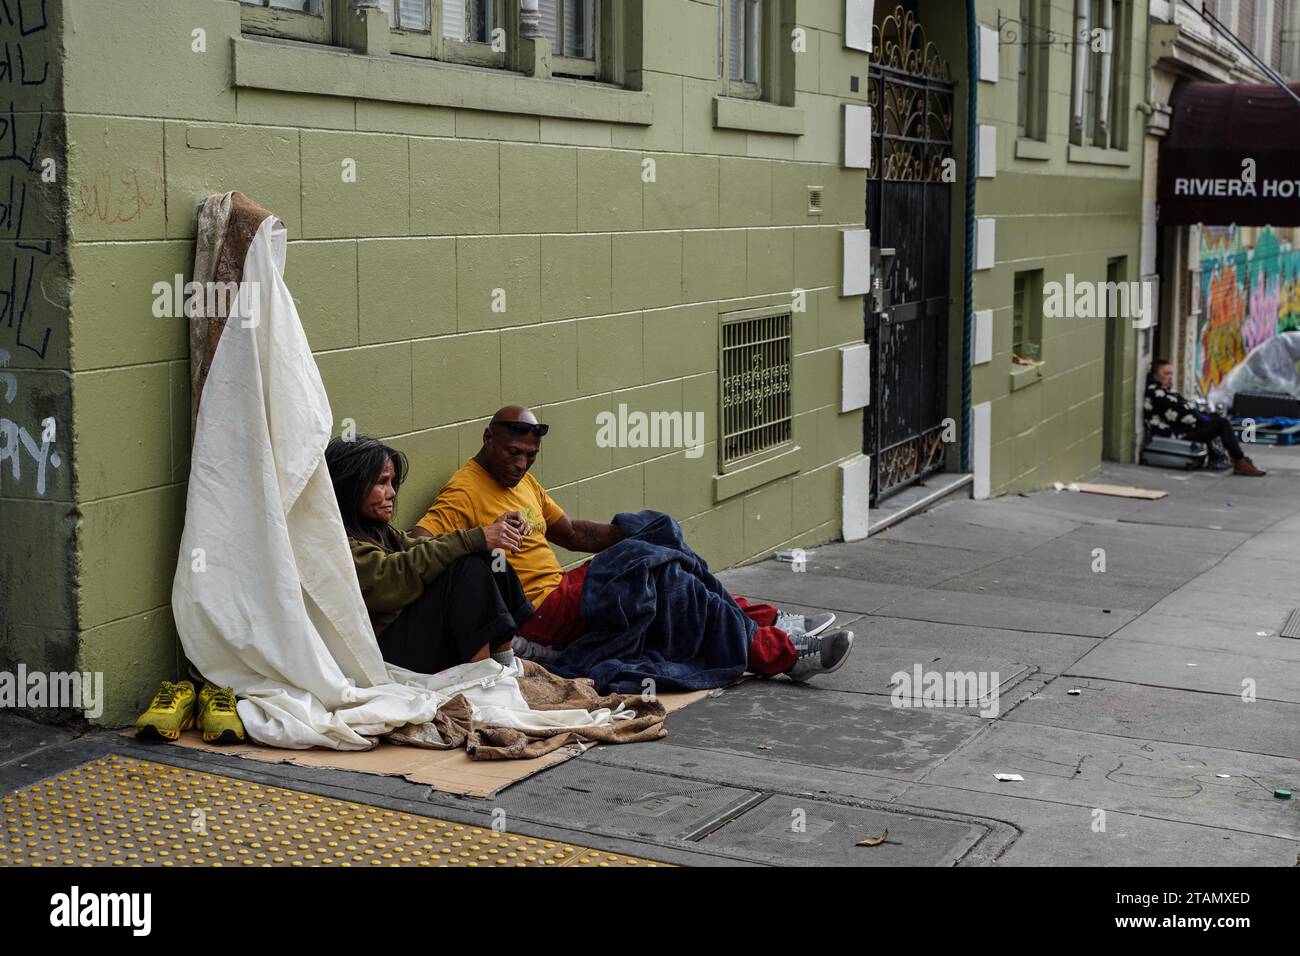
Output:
[
  {"xmin": 361, "ymin": 458, "xmax": 397, "ymax": 525},
  {"xmin": 1154, "ymin": 364, "xmax": 1173, "ymax": 388}
]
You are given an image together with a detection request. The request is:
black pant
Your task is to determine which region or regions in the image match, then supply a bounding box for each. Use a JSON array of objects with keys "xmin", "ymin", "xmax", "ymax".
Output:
[
  {"xmin": 1184, "ymin": 414, "xmax": 1244, "ymax": 461},
  {"xmin": 377, "ymin": 552, "xmax": 534, "ymax": 675}
]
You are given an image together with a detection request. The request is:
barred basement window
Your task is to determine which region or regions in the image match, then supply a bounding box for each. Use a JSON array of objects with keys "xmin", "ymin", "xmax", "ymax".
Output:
[{"xmin": 720, "ymin": 306, "xmax": 793, "ymax": 467}]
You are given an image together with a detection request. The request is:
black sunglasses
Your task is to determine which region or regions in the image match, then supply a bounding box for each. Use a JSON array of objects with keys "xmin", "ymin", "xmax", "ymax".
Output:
[{"xmin": 490, "ymin": 419, "xmax": 549, "ymax": 437}]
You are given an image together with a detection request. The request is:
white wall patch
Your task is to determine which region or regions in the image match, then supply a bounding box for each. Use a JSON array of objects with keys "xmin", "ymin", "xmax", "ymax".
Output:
[
  {"xmin": 977, "ymin": 124, "xmax": 997, "ymax": 178},
  {"xmin": 840, "ymin": 343, "xmax": 871, "ymax": 412},
  {"xmin": 975, "ymin": 218, "xmax": 996, "ymax": 271},
  {"xmin": 979, "ymin": 25, "xmax": 999, "ymax": 82},
  {"xmin": 843, "ymin": 104, "xmax": 872, "ymax": 169},
  {"xmin": 841, "ymin": 228, "xmax": 871, "ymax": 296},
  {"xmin": 973, "ymin": 309, "xmax": 993, "ymax": 365},
  {"xmin": 845, "ymin": 0, "xmax": 874, "ymax": 52},
  {"xmin": 840, "ymin": 454, "xmax": 872, "ymax": 540}
]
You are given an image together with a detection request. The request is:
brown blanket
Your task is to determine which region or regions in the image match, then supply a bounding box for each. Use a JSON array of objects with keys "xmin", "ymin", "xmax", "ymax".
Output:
[{"xmin": 387, "ymin": 660, "xmax": 668, "ymax": 759}]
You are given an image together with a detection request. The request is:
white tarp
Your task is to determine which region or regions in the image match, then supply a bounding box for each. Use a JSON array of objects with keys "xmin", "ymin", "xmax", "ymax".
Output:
[
  {"xmin": 1208, "ymin": 330, "xmax": 1300, "ymax": 410},
  {"xmin": 172, "ymin": 199, "xmax": 624, "ymax": 749}
]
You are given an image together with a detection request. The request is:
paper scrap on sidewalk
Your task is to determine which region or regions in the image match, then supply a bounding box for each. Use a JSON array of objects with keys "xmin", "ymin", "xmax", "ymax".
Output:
[
  {"xmin": 994, "ymin": 773, "xmax": 1024, "ymax": 782},
  {"xmin": 1075, "ymin": 482, "xmax": 1167, "ymax": 500},
  {"xmin": 856, "ymin": 829, "xmax": 889, "ymax": 847}
]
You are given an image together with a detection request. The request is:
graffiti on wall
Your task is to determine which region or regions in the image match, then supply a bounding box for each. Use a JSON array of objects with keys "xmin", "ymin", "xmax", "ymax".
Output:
[
  {"xmin": 0, "ymin": 346, "xmax": 61, "ymax": 495},
  {"xmin": 1197, "ymin": 225, "xmax": 1300, "ymax": 396},
  {"xmin": 0, "ymin": 0, "xmax": 64, "ymax": 497},
  {"xmin": 1, "ymin": 0, "xmax": 56, "ymax": 362}
]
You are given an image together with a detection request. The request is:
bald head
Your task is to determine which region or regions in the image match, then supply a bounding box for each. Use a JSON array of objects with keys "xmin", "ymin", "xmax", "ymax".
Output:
[
  {"xmin": 476, "ymin": 404, "xmax": 543, "ymax": 488},
  {"xmin": 492, "ymin": 404, "xmax": 536, "ymax": 424}
]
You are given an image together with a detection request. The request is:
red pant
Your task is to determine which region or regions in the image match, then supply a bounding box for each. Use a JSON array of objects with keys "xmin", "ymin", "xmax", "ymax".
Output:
[{"xmin": 517, "ymin": 562, "xmax": 796, "ymax": 676}]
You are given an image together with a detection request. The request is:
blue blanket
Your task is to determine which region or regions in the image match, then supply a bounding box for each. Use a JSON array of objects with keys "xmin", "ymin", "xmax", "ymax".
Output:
[{"xmin": 547, "ymin": 510, "xmax": 754, "ymax": 694}]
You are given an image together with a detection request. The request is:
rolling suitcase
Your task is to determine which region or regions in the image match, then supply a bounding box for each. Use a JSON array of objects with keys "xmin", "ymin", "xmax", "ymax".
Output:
[{"xmin": 1140, "ymin": 436, "xmax": 1208, "ymax": 469}]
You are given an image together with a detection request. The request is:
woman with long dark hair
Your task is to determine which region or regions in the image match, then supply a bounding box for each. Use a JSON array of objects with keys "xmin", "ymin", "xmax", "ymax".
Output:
[{"xmin": 325, "ymin": 435, "xmax": 536, "ymax": 674}]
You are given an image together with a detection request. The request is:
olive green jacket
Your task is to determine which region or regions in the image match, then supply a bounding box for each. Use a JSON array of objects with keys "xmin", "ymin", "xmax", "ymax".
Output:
[{"xmin": 349, "ymin": 525, "xmax": 487, "ymax": 633}]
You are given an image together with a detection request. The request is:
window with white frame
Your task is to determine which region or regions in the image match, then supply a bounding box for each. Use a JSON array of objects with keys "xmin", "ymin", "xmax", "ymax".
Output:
[{"xmin": 1071, "ymin": 0, "xmax": 1130, "ymax": 150}]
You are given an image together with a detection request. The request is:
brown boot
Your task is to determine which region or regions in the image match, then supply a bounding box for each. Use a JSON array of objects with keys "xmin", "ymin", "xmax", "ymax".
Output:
[{"xmin": 1233, "ymin": 457, "xmax": 1266, "ymax": 476}]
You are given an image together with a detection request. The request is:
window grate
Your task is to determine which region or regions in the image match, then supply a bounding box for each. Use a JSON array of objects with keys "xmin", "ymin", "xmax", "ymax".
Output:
[{"xmin": 720, "ymin": 310, "xmax": 793, "ymax": 465}]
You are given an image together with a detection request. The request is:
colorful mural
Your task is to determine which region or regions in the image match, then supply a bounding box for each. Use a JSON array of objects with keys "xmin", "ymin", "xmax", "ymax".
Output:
[{"xmin": 1197, "ymin": 226, "xmax": 1300, "ymax": 396}]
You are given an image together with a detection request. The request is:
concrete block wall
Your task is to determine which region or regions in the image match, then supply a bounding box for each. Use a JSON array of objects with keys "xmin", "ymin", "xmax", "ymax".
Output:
[
  {"xmin": 57, "ymin": 0, "xmax": 870, "ymax": 724},
  {"xmin": 969, "ymin": 0, "xmax": 1147, "ymax": 494}
]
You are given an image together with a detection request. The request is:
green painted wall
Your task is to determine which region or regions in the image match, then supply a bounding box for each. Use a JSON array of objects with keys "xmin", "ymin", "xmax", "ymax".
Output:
[
  {"xmin": 969, "ymin": 0, "xmax": 1146, "ymax": 493},
  {"xmin": 57, "ymin": 0, "xmax": 871, "ymax": 725},
  {"xmin": 25, "ymin": 0, "xmax": 1150, "ymax": 727}
]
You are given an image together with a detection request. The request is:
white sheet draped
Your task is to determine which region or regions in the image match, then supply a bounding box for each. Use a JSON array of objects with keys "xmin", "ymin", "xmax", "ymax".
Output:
[{"xmin": 172, "ymin": 210, "xmax": 622, "ymax": 749}]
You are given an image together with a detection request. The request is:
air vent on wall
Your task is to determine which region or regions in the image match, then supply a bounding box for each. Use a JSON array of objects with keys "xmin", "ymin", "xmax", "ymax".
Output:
[{"xmin": 807, "ymin": 186, "xmax": 824, "ymax": 215}]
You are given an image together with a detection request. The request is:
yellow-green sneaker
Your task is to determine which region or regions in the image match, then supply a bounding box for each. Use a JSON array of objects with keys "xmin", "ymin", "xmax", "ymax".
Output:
[
  {"xmin": 134, "ymin": 680, "xmax": 197, "ymax": 742},
  {"xmin": 197, "ymin": 683, "xmax": 246, "ymax": 744}
]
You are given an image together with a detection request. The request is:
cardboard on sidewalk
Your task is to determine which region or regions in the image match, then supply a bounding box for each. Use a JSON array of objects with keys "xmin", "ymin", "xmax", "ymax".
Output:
[
  {"xmin": 125, "ymin": 688, "xmax": 712, "ymax": 799},
  {"xmin": 1074, "ymin": 482, "xmax": 1167, "ymax": 500}
]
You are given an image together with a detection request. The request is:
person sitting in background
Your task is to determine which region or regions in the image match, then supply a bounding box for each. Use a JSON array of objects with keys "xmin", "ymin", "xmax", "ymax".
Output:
[
  {"xmin": 410, "ymin": 405, "xmax": 854, "ymax": 688},
  {"xmin": 1145, "ymin": 359, "xmax": 1265, "ymax": 477},
  {"xmin": 325, "ymin": 435, "xmax": 536, "ymax": 676}
]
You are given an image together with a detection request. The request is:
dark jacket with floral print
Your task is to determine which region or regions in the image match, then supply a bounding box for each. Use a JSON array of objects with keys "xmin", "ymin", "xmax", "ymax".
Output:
[{"xmin": 1144, "ymin": 378, "xmax": 1204, "ymax": 439}]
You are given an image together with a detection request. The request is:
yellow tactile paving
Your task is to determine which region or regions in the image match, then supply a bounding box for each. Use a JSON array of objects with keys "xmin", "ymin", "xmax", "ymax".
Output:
[{"xmin": 0, "ymin": 754, "xmax": 668, "ymax": 868}]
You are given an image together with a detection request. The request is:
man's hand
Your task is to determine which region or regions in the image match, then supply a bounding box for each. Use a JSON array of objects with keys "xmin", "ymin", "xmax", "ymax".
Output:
[
  {"xmin": 546, "ymin": 513, "xmax": 624, "ymax": 553},
  {"xmin": 483, "ymin": 513, "xmax": 525, "ymax": 553}
]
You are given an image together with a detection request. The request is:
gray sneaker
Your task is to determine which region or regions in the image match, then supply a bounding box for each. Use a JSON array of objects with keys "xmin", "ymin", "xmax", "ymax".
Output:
[
  {"xmin": 784, "ymin": 629, "xmax": 854, "ymax": 683},
  {"xmin": 512, "ymin": 635, "xmax": 562, "ymax": 664},
  {"xmin": 773, "ymin": 610, "xmax": 836, "ymax": 639}
]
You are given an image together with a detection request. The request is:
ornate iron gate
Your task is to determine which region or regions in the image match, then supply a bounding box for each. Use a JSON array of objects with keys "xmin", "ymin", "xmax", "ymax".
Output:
[{"xmin": 864, "ymin": 5, "xmax": 954, "ymax": 502}]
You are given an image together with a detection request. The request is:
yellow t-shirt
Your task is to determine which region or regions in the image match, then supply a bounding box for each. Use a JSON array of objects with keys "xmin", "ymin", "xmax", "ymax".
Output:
[{"xmin": 414, "ymin": 458, "xmax": 566, "ymax": 608}]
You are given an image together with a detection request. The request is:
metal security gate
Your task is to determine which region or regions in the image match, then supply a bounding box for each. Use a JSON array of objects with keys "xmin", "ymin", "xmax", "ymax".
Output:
[{"xmin": 865, "ymin": 5, "xmax": 954, "ymax": 502}]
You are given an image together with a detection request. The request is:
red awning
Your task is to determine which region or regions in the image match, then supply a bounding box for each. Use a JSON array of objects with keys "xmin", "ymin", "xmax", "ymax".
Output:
[{"xmin": 1158, "ymin": 81, "xmax": 1300, "ymax": 226}]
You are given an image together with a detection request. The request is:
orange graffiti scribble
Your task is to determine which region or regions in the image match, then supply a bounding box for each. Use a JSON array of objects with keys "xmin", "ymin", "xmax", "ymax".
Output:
[
  {"xmin": 77, "ymin": 160, "xmax": 160, "ymax": 226},
  {"xmin": 1199, "ymin": 265, "xmax": 1248, "ymax": 395}
]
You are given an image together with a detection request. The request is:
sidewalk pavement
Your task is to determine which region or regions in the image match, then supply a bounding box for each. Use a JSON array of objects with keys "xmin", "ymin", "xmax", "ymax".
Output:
[{"xmin": 4, "ymin": 449, "xmax": 1298, "ymax": 866}]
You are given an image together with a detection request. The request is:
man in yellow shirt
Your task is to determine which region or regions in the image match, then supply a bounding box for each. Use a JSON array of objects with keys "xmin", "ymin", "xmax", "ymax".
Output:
[{"xmin": 412, "ymin": 405, "xmax": 853, "ymax": 682}]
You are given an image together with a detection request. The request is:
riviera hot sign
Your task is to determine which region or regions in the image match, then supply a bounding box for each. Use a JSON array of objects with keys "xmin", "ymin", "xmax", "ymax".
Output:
[{"xmin": 1158, "ymin": 80, "xmax": 1300, "ymax": 227}]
